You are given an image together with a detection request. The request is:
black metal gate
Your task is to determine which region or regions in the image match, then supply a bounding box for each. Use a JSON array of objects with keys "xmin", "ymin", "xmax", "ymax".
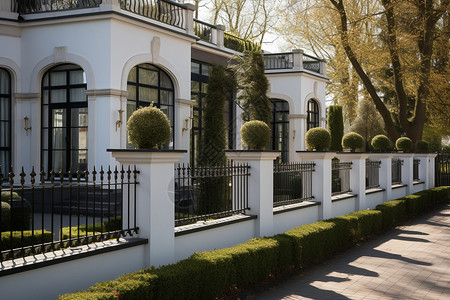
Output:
[{"xmin": 435, "ymin": 154, "xmax": 450, "ymax": 187}]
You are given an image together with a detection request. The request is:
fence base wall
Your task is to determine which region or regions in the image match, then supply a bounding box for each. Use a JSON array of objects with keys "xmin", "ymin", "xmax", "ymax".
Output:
[
  {"xmin": 273, "ymin": 203, "xmax": 320, "ymax": 234},
  {"xmin": 366, "ymin": 190, "xmax": 385, "ymax": 209},
  {"xmin": 0, "ymin": 243, "xmax": 146, "ymax": 300},
  {"xmin": 331, "ymin": 196, "xmax": 357, "ymax": 218},
  {"xmin": 392, "ymin": 185, "xmax": 408, "ymax": 200}
]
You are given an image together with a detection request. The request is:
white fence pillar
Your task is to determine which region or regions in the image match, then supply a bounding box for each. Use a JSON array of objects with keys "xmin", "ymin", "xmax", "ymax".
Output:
[
  {"xmin": 336, "ymin": 153, "xmax": 369, "ymax": 210},
  {"xmin": 368, "ymin": 153, "xmax": 393, "ymax": 202},
  {"xmin": 109, "ymin": 149, "xmax": 186, "ymax": 267},
  {"xmin": 395, "ymin": 153, "xmax": 414, "ymax": 194},
  {"xmin": 225, "ymin": 150, "xmax": 280, "ymax": 237},
  {"xmin": 297, "ymin": 152, "xmax": 336, "ymax": 220},
  {"xmin": 184, "ymin": 3, "xmax": 195, "ymax": 35}
]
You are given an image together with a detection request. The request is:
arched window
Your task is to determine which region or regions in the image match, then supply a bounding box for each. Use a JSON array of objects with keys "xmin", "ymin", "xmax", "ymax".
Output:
[
  {"xmin": 0, "ymin": 68, "xmax": 11, "ymax": 176},
  {"xmin": 127, "ymin": 63, "xmax": 175, "ymax": 148},
  {"xmin": 270, "ymin": 99, "xmax": 289, "ymax": 162},
  {"xmin": 41, "ymin": 64, "xmax": 88, "ymax": 175},
  {"xmin": 307, "ymin": 99, "xmax": 320, "ymax": 130}
]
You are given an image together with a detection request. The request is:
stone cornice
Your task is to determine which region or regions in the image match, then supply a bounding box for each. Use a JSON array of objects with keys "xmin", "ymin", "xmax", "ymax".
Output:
[
  {"xmin": 85, "ymin": 89, "xmax": 128, "ymax": 97},
  {"xmin": 14, "ymin": 93, "xmax": 40, "ymax": 101},
  {"xmin": 289, "ymin": 114, "xmax": 307, "ymax": 120},
  {"xmin": 176, "ymin": 98, "xmax": 195, "ymax": 106},
  {"xmin": 296, "ymin": 151, "xmax": 337, "ymax": 160},
  {"xmin": 225, "ymin": 150, "xmax": 280, "ymax": 162},
  {"xmin": 108, "ymin": 149, "xmax": 187, "ymax": 164}
]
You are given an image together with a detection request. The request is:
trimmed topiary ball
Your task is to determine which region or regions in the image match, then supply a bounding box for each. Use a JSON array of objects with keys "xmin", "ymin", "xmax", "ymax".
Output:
[
  {"xmin": 395, "ymin": 137, "xmax": 413, "ymax": 152},
  {"xmin": 241, "ymin": 120, "xmax": 271, "ymax": 150},
  {"xmin": 371, "ymin": 135, "xmax": 392, "ymax": 152},
  {"xmin": 1, "ymin": 201, "xmax": 11, "ymax": 229},
  {"xmin": 305, "ymin": 127, "xmax": 331, "ymax": 151},
  {"xmin": 127, "ymin": 105, "xmax": 171, "ymax": 149},
  {"xmin": 342, "ymin": 132, "xmax": 364, "ymax": 152},
  {"xmin": 416, "ymin": 140, "xmax": 429, "ymax": 153}
]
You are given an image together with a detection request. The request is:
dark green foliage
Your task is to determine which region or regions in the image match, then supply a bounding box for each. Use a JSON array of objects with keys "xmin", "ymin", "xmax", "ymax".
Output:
[
  {"xmin": 59, "ymin": 187, "xmax": 449, "ymax": 300},
  {"xmin": 127, "ymin": 105, "xmax": 171, "ymax": 149},
  {"xmin": 1, "ymin": 201, "xmax": 11, "ymax": 229},
  {"xmin": 240, "ymin": 120, "xmax": 271, "ymax": 150},
  {"xmin": 1, "ymin": 230, "xmax": 52, "ymax": 249},
  {"xmin": 236, "ymin": 50, "xmax": 272, "ymax": 125},
  {"xmin": 395, "ymin": 137, "xmax": 413, "ymax": 152},
  {"xmin": 305, "ymin": 127, "xmax": 331, "ymax": 151},
  {"xmin": 328, "ymin": 105, "xmax": 344, "ymax": 151},
  {"xmin": 1, "ymin": 191, "xmax": 31, "ymax": 230},
  {"xmin": 224, "ymin": 32, "xmax": 259, "ymax": 53},
  {"xmin": 415, "ymin": 140, "xmax": 429, "ymax": 153},
  {"xmin": 342, "ymin": 132, "xmax": 364, "ymax": 152},
  {"xmin": 371, "ymin": 134, "xmax": 392, "ymax": 152}
]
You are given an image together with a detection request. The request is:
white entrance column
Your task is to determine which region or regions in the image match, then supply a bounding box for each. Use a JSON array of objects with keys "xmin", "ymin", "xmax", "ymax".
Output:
[
  {"xmin": 108, "ymin": 149, "xmax": 186, "ymax": 267},
  {"xmin": 225, "ymin": 150, "xmax": 280, "ymax": 237},
  {"xmin": 336, "ymin": 153, "xmax": 369, "ymax": 211},
  {"xmin": 297, "ymin": 151, "xmax": 336, "ymax": 220}
]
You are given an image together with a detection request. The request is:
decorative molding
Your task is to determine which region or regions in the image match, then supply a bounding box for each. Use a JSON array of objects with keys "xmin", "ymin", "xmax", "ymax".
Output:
[
  {"xmin": 289, "ymin": 114, "xmax": 307, "ymax": 120},
  {"xmin": 108, "ymin": 149, "xmax": 186, "ymax": 164},
  {"xmin": 54, "ymin": 46, "xmax": 68, "ymax": 63},
  {"xmin": 225, "ymin": 150, "xmax": 280, "ymax": 162},
  {"xmin": 151, "ymin": 37, "xmax": 161, "ymax": 64},
  {"xmin": 176, "ymin": 98, "xmax": 195, "ymax": 106},
  {"xmin": 14, "ymin": 93, "xmax": 40, "ymax": 102},
  {"xmin": 85, "ymin": 89, "xmax": 128, "ymax": 98}
]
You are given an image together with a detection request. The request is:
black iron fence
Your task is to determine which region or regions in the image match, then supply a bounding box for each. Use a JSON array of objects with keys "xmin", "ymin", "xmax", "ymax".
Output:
[
  {"xmin": 13, "ymin": 0, "xmax": 102, "ymax": 13},
  {"xmin": 120, "ymin": 0, "xmax": 186, "ymax": 29},
  {"xmin": 273, "ymin": 162, "xmax": 315, "ymax": 207},
  {"xmin": 413, "ymin": 159, "xmax": 420, "ymax": 181},
  {"xmin": 263, "ymin": 53, "xmax": 294, "ymax": 70},
  {"xmin": 366, "ymin": 159, "xmax": 381, "ymax": 189},
  {"xmin": 194, "ymin": 19, "xmax": 215, "ymax": 43},
  {"xmin": 436, "ymin": 153, "xmax": 450, "ymax": 187},
  {"xmin": 0, "ymin": 165, "xmax": 138, "ymax": 263},
  {"xmin": 303, "ymin": 53, "xmax": 322, "ymax": 74},
  {"xmin": 332, "ymin": 161, "xmax": 352, "ymax": 195},
  {"xmin": 174, "ymin": 162, "xmax": 250, "ymax": 226},
  {"xmin": 392, "ymin": 158, "xmax": 403, "ymax": 185}
]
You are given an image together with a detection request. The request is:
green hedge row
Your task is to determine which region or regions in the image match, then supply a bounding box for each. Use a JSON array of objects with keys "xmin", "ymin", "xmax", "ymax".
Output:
[{"xmin": 59, "ymin": 187, "xmax": 450, "ymax": 300}]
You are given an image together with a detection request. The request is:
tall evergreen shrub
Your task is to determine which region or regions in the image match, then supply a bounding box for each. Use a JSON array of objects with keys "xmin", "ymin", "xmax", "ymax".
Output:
[
  {"xmin": 235, "ymin": 50, "xmax": 272, "ymax": 125},
  {"xmin": 198, "ymin": 65, "xmax": 235, "ymax": 215},
  {"xmin": 327, "ymin": 105, "xmax": 344, "ymax": 151}
]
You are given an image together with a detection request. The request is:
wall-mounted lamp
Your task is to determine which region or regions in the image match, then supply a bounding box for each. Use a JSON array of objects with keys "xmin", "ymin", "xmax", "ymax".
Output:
[
  {"xmin": 116, "ymin": 109, "xmax": 124, "ymax": 131},
  {"xmin": 24, "ymin": 116, "xmax": 32, "ymax": 135},
  {"xmin": 182, "ymin": 117, "xmax": 193, "ymax": 135}
]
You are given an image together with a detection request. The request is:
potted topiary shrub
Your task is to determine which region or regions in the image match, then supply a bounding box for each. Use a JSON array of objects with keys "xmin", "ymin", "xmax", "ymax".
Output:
[
  {"xmin": 415, "ymin": 140, "xmax": 429, "ymax": 153},
  {"xmin": 127, "ymin": 105, "xmax": 171, "ymax": 149},
  {"xmin": 305, "ymin": 127, "xmax": 331, "ymax": 151},
  {"xmin": 240, "ymin": 120, "xmax": 270, "ymax": 150},
  {"xmin": 395, "ymin": 137, "xmax": 413, "ymax": 152},
  {"xmin": 342, "ymin": 132, "xmax": 364, "ymax": 152},
  {"xmin": 371, "ymin": 134, "xmax": 392, "ymax": 152}
]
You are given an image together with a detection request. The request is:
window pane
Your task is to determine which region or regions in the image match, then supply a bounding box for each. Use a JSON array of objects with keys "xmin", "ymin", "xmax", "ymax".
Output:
[
  {"xmin": 50, "ymin": 89, "xmax": 67, "ymax": 103},
  {"xmin": 42, "ymin": 105, "xmax": 49, "ymax": 128},
  {"xmin": 0, "ymin": 97, "xmax": 10, "ymax": 120},
  {"xmin": 70, "ymin": 70, "xmax": 86, "ymax": 84},
  {"xmin": 191, "ymin": 62, "xmax": 200, "ymax": 74},
  {"xmin": 191, "ymin": 81, "xmax": 199, "ymax": 93},
  {"xmin": 160, "ymin": 105, "xmax": 173, "ymax": 124},
  {"xmin": 0, "ymin": 122, "xmax": 10, "ymax": 147},
  {"xmin": 0, "ymin": 69, "xmax": 10, "ymax": 93},
  {"xmin": 0, "ymin": 150, "xmax": 9, "ymax": 176},
  {"xmin": 71, "ymin": 150, "xmax": 87, "ymax": 171},
  {"xmin": 139, "ymin": 87, "xmax": 158, "ymax": 102},
  {"xmin": 160, "ymin": 72, "xmax": 173, "ymax": 89},
  {"xmin": 50, "ymin": 72, "xmax": 66, "ymax": 86},
  {"xmin": 42, "ymin": 128, "xmax": 49, "ymax": 151},
  {"xmin": 52, "ymin": 109, "xmax": 66, "ymax": 127},
  {"xmin": 52, "ymin": 150, "xmax": 66, "ymax": 172},
  {"xmin": 71, "ymin": 128, "xmax": 88, "ymax": 150},
  {"xmin": 128, "ymin": 67, "xmax": 137, "ymax": 82},
  {"xmin": 161, "ymin": 90, "xmax": 173, "ymax": 105},
  {"xmin": 70, "ymin": 88, "xmax": 86, "ymax": 102},
  {"xmin": 128, "ymin": 85, "xmax": 136, "ymax": 100},
  {"xmin": 138, "ymin": 68, "xmax": 158, "ymax": 85},
  {"xmin": 71, "ymin": 107, "xmax": 88, "ymax": 127},
  {"xmin": 52, "ymin": 128, "xmax": 67, "ymax": 149},
  {"xmin": 42, "ymin": 89, "xmax": 49, "ymax": 104}
]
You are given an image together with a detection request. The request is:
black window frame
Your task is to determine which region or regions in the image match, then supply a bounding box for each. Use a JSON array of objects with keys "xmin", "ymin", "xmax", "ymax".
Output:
[
  {"xmin": 0, "ymin": 68, "xmax": 12, "ymax": 177},
  {"xmin": 307, "ymin": 99, "xmax": 320, "ymax": 131},
  {"xmin": 270, "ymin": 99, "xmax": 290, "ymax": 163},
  {"xmin": 127, "ymin": 63, "xmax": 175, "ymax": 149},
  {"xmin": 41, "ymin": 64, "xmax": 88, "ymax": 176}
]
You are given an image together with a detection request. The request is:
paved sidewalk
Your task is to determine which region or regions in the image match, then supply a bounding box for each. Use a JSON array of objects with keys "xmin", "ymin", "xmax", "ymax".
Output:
[{"xmin": 248, "ymin": 204, "xmax": 450, "ymax": 300}]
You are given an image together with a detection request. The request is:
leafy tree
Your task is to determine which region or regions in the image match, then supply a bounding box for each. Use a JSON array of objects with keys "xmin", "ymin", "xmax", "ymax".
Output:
[
  {"xmin": 279, "ymin": 0, "xmax": 449, "ymax": 147},
  {"xmin": 350, "ymin": 97, "xmax": 386, "ymax": 151},
  {"xmin": 234, "ymin": 50, "xmax": 272, "ymax": 125},
  {"xmin": 327, "ymin": 105, "xmax": 344, "ymax": 151}
]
